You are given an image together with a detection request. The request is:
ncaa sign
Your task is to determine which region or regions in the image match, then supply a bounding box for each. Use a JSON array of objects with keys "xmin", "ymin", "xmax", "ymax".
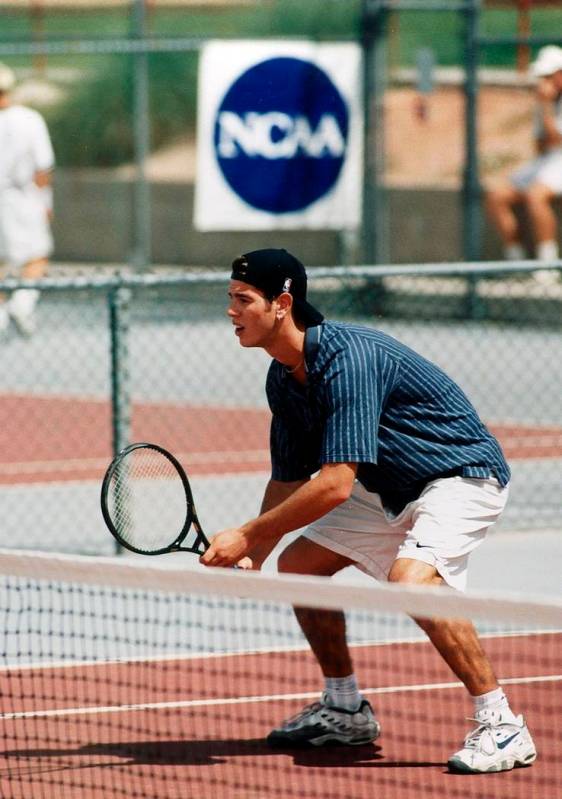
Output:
[
  {"xmin": 194, "ymin": 41, "xmax": 363, "ymax": 231},
  {"xmin": 215, "ymin": 57, "xmax": 348, "ymax": 214}
]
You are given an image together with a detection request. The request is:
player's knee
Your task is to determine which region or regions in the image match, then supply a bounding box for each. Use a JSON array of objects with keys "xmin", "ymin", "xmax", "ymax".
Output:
[
  {"xmin": 388, "ymin": 556, "xmax": 442, "ymax": 586},
  {"xmin": 524, "ymin": 183, "xmax": 553, "ymax": 208},
  {"xmin": 485, "ymin": 185, "xmax": 514, "ymax": 211}
]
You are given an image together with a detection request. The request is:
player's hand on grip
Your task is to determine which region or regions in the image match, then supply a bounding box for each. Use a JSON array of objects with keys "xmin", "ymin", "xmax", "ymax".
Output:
[{"xmin": 200, "ymin": 528, "xmax": 252, "ymax": 569}]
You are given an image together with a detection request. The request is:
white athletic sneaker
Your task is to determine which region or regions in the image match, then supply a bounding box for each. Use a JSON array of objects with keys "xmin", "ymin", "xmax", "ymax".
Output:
[
  {"xmin": 448, "ymin": 714, "xmax": 537, "ymax": 773},
  {"xmin": 0, "ymin": 306, "xmax": 9, "ymax": 334},
  {"xmin": 9, "ymin": 307, "xmax": 36, "ymax": 337},
  {"xmin": 8, "ymin": 289, "xmax": 39, "ymax": 337},
  {"xmin": 266, "ymin": 692, "xmax": 380, "ymax": 747},
  {"xmin": 533, "ymin": 269, "xmax": 560, "ymax": 286}
]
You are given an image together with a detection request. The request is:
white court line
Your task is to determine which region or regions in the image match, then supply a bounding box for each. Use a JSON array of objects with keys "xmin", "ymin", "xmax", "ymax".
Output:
[
  {"xmin": 2, "ymin": 674, "xmax": 560, "ymax": 721},
  {"xmin": 0, "ymin": 450, "xmax": 270, "ymax": 476},
  {"xmin": 2, "ymin": 629, "xmax": 559, "ymax": 673}
]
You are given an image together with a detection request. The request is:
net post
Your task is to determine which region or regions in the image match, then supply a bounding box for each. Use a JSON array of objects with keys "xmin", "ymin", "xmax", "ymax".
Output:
[{"xmin": 109, "ymin": 284, "xmax": 132, "ymax": 554}]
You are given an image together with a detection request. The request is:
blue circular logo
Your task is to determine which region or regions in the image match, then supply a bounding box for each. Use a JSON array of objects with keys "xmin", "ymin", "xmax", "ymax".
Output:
[{"xmin": 214, "ymin": 57, "xmax": 349, "ymax": 214}]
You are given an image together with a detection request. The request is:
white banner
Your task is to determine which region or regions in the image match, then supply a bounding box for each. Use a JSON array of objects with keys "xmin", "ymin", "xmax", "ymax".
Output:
[{"xmin": 194, "ymin": 40, "xmax": 363, "ymax": 231}]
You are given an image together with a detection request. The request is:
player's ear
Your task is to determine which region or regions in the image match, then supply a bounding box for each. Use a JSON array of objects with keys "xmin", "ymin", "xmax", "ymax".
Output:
[{"xmin": 275, "ymin": 292, "xmax": 293, "ymax": 320}]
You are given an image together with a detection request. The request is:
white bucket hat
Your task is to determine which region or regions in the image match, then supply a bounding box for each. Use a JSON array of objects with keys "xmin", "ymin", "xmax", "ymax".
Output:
[
  {"xmin": 0, "ymin": 62, "xmax": 16, "ymax": 92},
  {"xmin": 531, "ymin": 45, "xmax": 562, "ymax": 78}
]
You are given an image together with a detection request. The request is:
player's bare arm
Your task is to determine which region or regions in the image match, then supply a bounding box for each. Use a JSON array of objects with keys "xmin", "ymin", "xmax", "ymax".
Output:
[
  {"xmin": 34, "ymin": 168, "xmax": 53, "ymax": 189},
  {"xmin": 200, "ymin": 463, "xmax": 357, "ymax": 568},
  {"xmin": 536, "ymin": 77, "xmax": 562, "ymax": 147},
  {"xmin": 245, "ymin": 478, "xmax": 309, "ymax": 569}
]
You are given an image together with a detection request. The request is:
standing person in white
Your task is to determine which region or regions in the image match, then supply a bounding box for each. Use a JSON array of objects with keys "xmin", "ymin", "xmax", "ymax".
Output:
[
  {"xmin": 485, "ymin": 45, "xmax": 562, "ymax": 282},
  {"xmin": 0, "ymin": 62, "xmax": 55, "ymax": 336}
]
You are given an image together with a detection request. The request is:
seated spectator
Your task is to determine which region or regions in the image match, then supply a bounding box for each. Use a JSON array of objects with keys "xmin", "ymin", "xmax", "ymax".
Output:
[{"xmin": 486, "ymin": 46, "xmax": 562, "ymax": 281}]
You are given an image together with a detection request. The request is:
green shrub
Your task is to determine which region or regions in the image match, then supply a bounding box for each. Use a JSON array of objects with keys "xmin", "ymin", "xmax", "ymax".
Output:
[{"xmin": 47, "ymin": 51, "xmax": 198, "ymax": 167}]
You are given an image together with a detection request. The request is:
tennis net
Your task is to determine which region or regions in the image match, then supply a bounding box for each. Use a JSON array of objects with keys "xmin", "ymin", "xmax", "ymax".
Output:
[{"xmin": 0, "ymin": 549, "xmax": 560, "ymax": 799}]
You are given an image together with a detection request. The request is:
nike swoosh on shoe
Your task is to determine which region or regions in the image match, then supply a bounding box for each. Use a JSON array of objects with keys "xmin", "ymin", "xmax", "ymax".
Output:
[{"xmin": 497, "ymin": 732, "xmax": 520, "ymax": 750}]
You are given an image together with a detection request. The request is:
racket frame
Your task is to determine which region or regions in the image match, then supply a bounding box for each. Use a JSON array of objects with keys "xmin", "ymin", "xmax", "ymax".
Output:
[{"xmin": 100, "ymin": 442, "xmax": 210, "ymax": 556}]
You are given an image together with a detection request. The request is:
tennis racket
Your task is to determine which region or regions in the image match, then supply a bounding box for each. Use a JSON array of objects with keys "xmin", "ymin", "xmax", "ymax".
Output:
[{"xmin": 100, "ymin": 442, "xmax": 210, "ymax": 556}]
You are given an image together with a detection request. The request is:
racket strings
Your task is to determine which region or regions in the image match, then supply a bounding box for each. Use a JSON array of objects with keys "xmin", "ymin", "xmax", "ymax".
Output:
[{"xmin": 108, "ymin": 449, "xmax": 190, "ymax": 553}]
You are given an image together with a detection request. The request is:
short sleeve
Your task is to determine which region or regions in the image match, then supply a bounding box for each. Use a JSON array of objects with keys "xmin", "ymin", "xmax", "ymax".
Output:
[{"xmin": 320, "ymin": 339, "xmax": 397, "ymax": 465}]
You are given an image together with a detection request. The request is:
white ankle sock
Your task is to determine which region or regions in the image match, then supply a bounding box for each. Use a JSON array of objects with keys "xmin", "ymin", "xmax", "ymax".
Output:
[
  {"xmin": 536, "ymin": 240, "xmax": 559, "ymax": 261},
  {"xmin": 503, "ymin": 243, "xmax": 525, "ymax": 261},
  {"xmin": 9, "ymin": 289, "xmax": 40, "ymax": 317},
  {"xmin": 325, "ymin": 675, "xmax": 362, "ymax": 711},
  {"xmin": 473, "ymin": 688, "xmax": 516, "ymax": 723},
  {"xmin": 0, "ymin": 305, "xmax": 9, "ymax": 331}
]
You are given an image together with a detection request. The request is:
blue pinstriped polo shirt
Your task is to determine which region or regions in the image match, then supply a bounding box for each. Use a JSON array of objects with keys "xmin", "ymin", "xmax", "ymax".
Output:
[{"xmin": 266, "ymin": 321, "xmax": 510, "ymax": 514}]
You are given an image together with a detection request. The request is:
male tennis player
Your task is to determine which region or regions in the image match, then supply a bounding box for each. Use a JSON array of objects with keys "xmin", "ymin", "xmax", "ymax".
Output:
[
  {"xmin": 0, "ymin": 62, "xmax": 55, "ymax": 336},
  {"xmin": 200, "ymin": 248, "xmax": 536, "ymax": 774}
]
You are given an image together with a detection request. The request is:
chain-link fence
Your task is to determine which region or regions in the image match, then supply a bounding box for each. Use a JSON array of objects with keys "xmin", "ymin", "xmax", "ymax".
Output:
[
  {"xmin": 3, "ymin": 1, "xmax": 561, "ymax": 270},
  {"xmin": 0, "ymin": 260, "xmax": 560, "ymax": 556}
]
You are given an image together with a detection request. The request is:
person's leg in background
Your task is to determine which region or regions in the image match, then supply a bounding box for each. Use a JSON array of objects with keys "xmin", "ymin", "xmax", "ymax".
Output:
[
  {"xmin": 8, "ymin": 255, "xmax": 48, "ymax": 336},
  {"xmin": 486, "ymin": 176, "xmax": 560, "ymax": 284},
  {"xmin": 485, "ymin": 183, "xmax": 527, "ymax": 261},
  {"xmin": 2, "ymin": 178, "xmax": 53, "ymax": 337},
  {"xmin": 525, "ymin": 181, "xmax": 560, "ymax": 283}
]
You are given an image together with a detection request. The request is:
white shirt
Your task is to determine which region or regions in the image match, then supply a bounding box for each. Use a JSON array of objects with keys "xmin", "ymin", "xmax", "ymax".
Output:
[
  {"xmin": 0, "ymin": 104, "xmax": 54, "ymax": 192},
  {"xmin": 533, "ymin": 94, "xmax": 562, "ymax": 145}
]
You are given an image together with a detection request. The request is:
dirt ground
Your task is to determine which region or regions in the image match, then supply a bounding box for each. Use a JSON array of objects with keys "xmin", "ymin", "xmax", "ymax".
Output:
[
  {"xmin": 385, "ymin": 84, "xmax": 536, "ymax": 189},
  {"xmin": 133, "ymin": 84, "xmax": 538, "ymax": 190}
]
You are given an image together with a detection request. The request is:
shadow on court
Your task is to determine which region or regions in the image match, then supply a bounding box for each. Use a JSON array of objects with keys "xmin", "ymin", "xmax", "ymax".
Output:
[{"xmin": 3, "ymin": 738, "xmax": 450, "ymax": 770}]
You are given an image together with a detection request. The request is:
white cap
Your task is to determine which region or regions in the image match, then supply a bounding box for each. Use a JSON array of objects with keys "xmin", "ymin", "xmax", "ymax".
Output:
[
  {"xmin": 531, "ymin": 45, "xmax": 562, "ymax": 78},
  {"xmin": 0, "ymin": 62, "xmax": 15, "ymax": 92}
]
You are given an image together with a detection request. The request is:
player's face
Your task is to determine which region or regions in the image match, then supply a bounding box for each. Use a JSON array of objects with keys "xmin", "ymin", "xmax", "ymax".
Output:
[{"xmin": 227, "ymin": 280, "xmax": 278, "ymax": 349}]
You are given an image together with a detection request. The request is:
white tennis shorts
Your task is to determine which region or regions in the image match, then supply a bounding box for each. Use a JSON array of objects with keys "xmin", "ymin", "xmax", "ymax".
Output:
[
  {"xmin": 303, "ymin": 476, "xmax": 509, "ymax": 591},
  {"xmin": 0, "ymin": 186, "xmax": 53, "ymax": 271},
  {"xmin": 510, "ymin": 148, "xmax": 562, "ymax": 194}
]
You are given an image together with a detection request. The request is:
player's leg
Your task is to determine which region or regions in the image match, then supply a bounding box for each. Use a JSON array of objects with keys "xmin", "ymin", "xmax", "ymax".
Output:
[
  {"xmin": 388, "ymin": 557, "xmax": 536, "ymax": 772},
  {"xmin": 8, "ymin": 256, "xmax": 48, "ymax": 336},
  {"xmin": 387, "ymin": 557, "xmax": 498, "ymax": 694},
  {"xmin": 0, "ymin": 223, "xmax": 10, "ymax": 333},
  {"xmin": 280, "ymin": 482, "xmax": 400, "ymax": 685},
  {"xmin": 524, "ymin": 154, "xmax": 562, "ymax": 281},
  {"xmin": 388, "ymin": 477, "xmax": 536, "ymax": 773},
  {"xmin": 267, "ymin": 486, "xmax": 390, "ymax": 747},
  {"xmin": 269, "ymin": 538, "xmax": 380, "ymax": 747},
  {"xmin": 0, "ymin": 282, "xmax": 8, "ymax": 333},
  {"xmin": 5, "ymin": 183, "xmax": 52, "ymax": 336},
  {"xmin": 278, "ymin": 536, "xmax": 355, "ymax": 676},
  {"xmin": 525, "ymin": 181, "xmax": 559, "ymax": 263},
  {"xmin": 484, "ymin": 181, "xmax": 526, "ymax": 258},
  {"xmin": 21, "ymin": 255, "xmax": 49, "ymax": 281}
]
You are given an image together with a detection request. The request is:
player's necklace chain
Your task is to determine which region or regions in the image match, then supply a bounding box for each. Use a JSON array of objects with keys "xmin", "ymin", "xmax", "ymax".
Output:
[{"xmin": 285, "ymin": 359, "xmax": 304, "ymax": 374}]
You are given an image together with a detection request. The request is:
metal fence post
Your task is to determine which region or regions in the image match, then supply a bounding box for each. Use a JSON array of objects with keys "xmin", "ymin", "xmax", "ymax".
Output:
[
  {"xmin": 361, "ymin": 0, "xmax": 389, "ymax": 266},
  {"xmin": 109, "ymin": 284, "xmax": 132, "ymax": 458},
  {"xmin": 461, "ymin": 0, "xmax": 485, "ymax": 318},
  {"xmin": 462, "ymin": 0, "xmax": 481, "ymax": 261},
  {"xmin": 131, "ymin": 0, "xmax": 152, "ymax": 270},
  {"xmin": 108, "ymin": 284, "xmax": 132, "ymax": 555}
]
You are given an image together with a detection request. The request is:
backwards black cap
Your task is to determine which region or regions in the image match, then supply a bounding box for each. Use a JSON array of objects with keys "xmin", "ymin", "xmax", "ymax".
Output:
[{"xmin": 230, "ymin": 248, "xmax": 324, "ymax": 328}]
